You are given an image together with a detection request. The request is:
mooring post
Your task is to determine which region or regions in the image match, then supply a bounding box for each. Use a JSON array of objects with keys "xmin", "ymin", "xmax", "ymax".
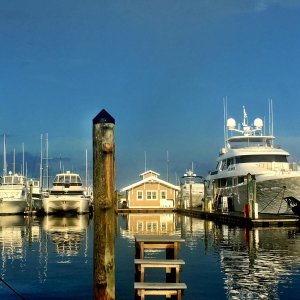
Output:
[
  {"xmin": 247, "ymin": 173, "xmax": 253, "ymax": 219},
  {"xmin": 93, "ymin": 109, "xmax": 116, "ymax": 300}
]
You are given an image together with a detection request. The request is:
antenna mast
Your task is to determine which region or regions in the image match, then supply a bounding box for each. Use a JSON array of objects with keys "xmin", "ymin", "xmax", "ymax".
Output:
[{"xmin": 223, "ymin": 97, "xmax": 229, "ymax": 147}]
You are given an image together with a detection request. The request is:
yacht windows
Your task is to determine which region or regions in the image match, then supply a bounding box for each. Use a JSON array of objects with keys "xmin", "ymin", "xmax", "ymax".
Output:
[
  {"xmin": 236, "ymin": 155, "xmax": 288, "ymax": 163},
  {"xmin": 220, "ymin": 158, "xmax": 235, "ymax": 170}
]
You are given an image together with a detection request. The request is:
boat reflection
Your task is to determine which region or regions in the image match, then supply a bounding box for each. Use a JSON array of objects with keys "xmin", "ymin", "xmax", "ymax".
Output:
[
  {"xmin": 180, "ymin": 214, "xmax": 300, "ymax": 299},
  {"xmin": 42, "ymin": 215, "xmax": 90, "ymax": 259},
  {"xmin": 0, "ymin": 216, "xmax": 26, "ymax": 279},
  {"xmin": 217, "ymin": 226, "xmax": 300, "ymax": 299}
]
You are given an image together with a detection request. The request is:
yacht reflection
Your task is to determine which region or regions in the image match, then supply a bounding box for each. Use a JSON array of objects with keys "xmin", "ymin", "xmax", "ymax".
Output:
[
  {"xmin": 0, "ymin": 216, "xmax": 26, "ymax": 278},
  {"xmin": 177, "ymin": 215, "xmax": 300, "ymax": 299},
  {"xmin": 215, "ymin": 225, "xmax": 300, "ymax": 299},
  {"xmin": 43, "ymin": 215, "xmax": 90, "ymax": 258}
]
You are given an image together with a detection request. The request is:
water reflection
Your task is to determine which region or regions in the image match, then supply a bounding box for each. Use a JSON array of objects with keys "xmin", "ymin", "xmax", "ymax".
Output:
[
  {"xmin": 0, "ymin": 216, "xmax": 26, "ymax": 279},
  {"xmin": 118, "ymin": 213, "xmax": 300, "ymax": 299},
  {"xmin": 0, "ymin": 213, "xmax": 299, "ymax": 299},
  {"xmin": 43, "ymin": 215, "xmax": 90, "ymax": 259},
  {"xmin": 0, "ymin": 214, "xmax": 92, "ymax": 299},
  {"xmin": 216, "ymin": 226, "xmax": 300, "ymax": 299}
]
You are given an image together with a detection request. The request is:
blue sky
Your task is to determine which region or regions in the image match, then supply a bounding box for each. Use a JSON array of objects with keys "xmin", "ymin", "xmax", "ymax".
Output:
[{"xmin": 1, "ymin": 1, "xmax": 300, "ymax": 188}]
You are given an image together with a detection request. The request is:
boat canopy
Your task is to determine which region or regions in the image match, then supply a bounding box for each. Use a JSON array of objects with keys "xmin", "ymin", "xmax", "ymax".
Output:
[
  {"xmin": 53, "ymin": 173, "xmax": 82, "ymax": 184},
  {"xmin": 1, "ymin": 175, "xmax": 25, "ymax": 185}
]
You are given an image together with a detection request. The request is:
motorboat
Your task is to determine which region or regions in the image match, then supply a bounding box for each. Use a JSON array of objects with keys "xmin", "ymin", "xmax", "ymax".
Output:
[
  {"xmin": 42, "ymin": 171, "xmax": 92, "ymax": 214},
  {"xmin": 0, "ymin": 172, "xmax": 28, "ymax": 214},
  {"xmin": 206, "ymin": 106, "xmax": 300, "ymax": 215},
  {"xmin": 179, "ymin": 169, "xmax": 204, "ymax": 209}
]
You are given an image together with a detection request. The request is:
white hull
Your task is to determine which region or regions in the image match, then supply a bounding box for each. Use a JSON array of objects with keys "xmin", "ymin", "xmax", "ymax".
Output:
[
  {"xmin": 212, "ymin": 175, "xmax": 300, "ymax": 214},
  {"xmin": 180, "ymin": 184, "xmax": 204, "ymax": 208},
  {"xmin": 0, "ymin": 199, "xmax": 28, "ymax": 214},
  {"xmin": 42, "ymin": 195, "xmax": 90, "ymax": 214}
]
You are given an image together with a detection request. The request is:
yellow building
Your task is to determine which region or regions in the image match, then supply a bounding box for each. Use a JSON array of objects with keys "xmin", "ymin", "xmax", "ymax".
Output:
[{"xmin": 120, "ymin": 170, "xmax": 180, "ymax": 209}]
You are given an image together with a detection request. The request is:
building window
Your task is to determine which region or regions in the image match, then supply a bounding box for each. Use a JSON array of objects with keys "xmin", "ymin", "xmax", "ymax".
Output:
[
  {"xmin": 146, "ymin": 222, "xmax": 158, "ymax": 232},
  {"xmin": 161, "ymin": 222, "xmax": 167, "ymax": 232},
  {"xmin": 137, "ymin": 190, "xmax": 143, "ymax": 200},
  {"xmin": 146, "ymin": 190, "xmax": 158, "ymax": 200},
  {"xmin": 137, "ymin": 221, "xmax": 143, "ymax": 232},
  {"xmin": 146, "ymin": 222, "xmax": 152, "ymax": 232},
  {"xmin": 161, "ymin": 190, "xmax": 167, "ymax": 199}
]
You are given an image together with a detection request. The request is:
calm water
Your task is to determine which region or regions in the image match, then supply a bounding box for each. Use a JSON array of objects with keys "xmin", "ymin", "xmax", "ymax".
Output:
[{"xmin": 0, "ymin": 213, "xmax": 300, "ymax": 299}]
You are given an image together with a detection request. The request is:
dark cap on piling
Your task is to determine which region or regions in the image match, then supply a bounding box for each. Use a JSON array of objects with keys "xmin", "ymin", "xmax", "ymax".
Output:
[{"xmin": 93, "ymin": 109, "xmax": 115, "ymax": 125}]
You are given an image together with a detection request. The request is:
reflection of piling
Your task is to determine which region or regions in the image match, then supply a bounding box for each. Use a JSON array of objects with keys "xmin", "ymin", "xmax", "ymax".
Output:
[
  {"xmin": 93, "ymin": 109, "xmax": 116, "ymax": 300},
  {"xmin": 29, "ymin": 183, "xmax": 33, "ymax": 213}
]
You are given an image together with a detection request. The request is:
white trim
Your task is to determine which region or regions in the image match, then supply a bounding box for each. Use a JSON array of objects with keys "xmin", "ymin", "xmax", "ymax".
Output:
[{"xmin": 120, "ymin": 176, "xmax": 180, "ymax": 192}]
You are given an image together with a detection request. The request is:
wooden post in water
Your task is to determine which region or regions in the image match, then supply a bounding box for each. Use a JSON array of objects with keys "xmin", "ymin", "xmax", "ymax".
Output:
[{"xmin": 93, "ymin": 109, "xmax": 116, "ymax": 300}]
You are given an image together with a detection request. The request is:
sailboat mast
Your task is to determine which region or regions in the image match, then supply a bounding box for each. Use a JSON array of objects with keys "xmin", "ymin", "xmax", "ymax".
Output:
[
  {"xmin": 13, "ymin": 148, "xmax": 15, "ymax": 175},
  {"xmin": 39, "ymin": 134, "xmax": 43, "ymax": 191},
  {"xmin": 22, "ymin": 143, "xmax": 25, "ymax": 176},
  {"xmin": 46, "ymin": 133, "xmax": 49, "ymax": 190},
  {"xmin": 3, "ymin": 134, "xmax": 7, "ymax": 176},
  {"xmin": 166, "ymin": 150, "xmax": 169, "ymax": 182},
  {"xmin": 85, "ymin": 148, "xmax": 88, "ymax": 190}
]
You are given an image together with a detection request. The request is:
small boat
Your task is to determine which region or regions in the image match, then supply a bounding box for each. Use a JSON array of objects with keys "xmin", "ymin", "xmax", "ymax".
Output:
[
  {"xmin": 0, "ymin": 172, "xmax": 28, "ymax": 214},
  {"xmin": 206, "ymin": 105, "xmax": 300, "ymax": 214},
  {"xmin": 42, "ymin": 171, "xmax": 91, "ymax": 214},
  {"xmin": 178, "ymin": 169, "xmax": 204, "ymax": 209}
]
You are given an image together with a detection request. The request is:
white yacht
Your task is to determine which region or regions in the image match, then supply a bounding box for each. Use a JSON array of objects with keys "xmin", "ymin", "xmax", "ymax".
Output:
[
  {"xmin": 179, "ymin": 169, "xmax": 204, "ymax": 209},
  {"xmin": 206, "ymin": 106, "xmax": 300, "ymax": 215},
  {"xmin": 42, "ymin": 171, "xmax": 91, "ymax": 214},
  {"xmin": 0, "ymin": 173, "xmax": 28, "ymax": 214}
]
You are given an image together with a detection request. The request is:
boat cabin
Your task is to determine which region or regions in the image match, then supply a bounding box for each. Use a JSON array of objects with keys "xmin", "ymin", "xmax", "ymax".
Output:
[{"xmin": 53, "ymin": 172, "xmax": 83, "ymax": 187}]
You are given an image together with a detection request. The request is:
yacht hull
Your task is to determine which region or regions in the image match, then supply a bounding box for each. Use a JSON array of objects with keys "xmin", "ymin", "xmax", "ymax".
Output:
[
  {"xmin": 42, "ymin": 195, "xmax": 90, "ymax": 214},
  {"xmin": 214, "ymin": 175, "xmax": 300, "ymax": 214},
  {"xmin": 0, "ymin": 198, "xmax": 28, "ymax": 214}
]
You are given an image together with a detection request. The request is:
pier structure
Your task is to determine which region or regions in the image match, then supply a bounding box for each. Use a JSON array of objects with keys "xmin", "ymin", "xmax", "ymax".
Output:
[
  {"xmin": 93, "ymin": 109, "xmax": 116, "ymax": 300},
  {"xmin": 134, "ymin": 234, "xmax": 187, "ymax": 300}
]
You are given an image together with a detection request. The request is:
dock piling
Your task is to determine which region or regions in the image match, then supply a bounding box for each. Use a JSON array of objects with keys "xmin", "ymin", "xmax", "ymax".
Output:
[{"xmin": 93, "ymin": 109, "xmax": 116, "ymax": 300}]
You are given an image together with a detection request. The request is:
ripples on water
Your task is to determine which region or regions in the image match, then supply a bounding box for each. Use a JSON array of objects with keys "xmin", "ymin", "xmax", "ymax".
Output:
[{"xmin": 0, "ymin": 213, "xmax": 300, "ymax": 299}]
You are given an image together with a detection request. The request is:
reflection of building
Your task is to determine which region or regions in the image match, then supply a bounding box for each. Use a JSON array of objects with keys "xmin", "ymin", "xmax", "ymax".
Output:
[
  {"xmin": 120, "ymin": 170, "xmax": 180, "ymax": 209},
  {"xmin": 127, "ymin": 213, "xmax": 176, "ymax": 235}
]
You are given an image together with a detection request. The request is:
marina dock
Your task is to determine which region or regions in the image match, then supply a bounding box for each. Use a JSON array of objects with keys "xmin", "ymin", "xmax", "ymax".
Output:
[
  {"xmin": 134, "ymin": 234, "xmax": 187, "ymax": 300},
  {"xmin": 177, "ymin": 208, "xmax": 300, "ymax": 228}
]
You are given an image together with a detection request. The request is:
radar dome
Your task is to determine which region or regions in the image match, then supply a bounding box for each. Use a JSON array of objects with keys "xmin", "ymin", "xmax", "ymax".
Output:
[
  {"xmin": 227, "ymin": 118, "xmax": 236, "ymax": 129},
  {"xmin": 254, "ymin": 118, "xmax": 263, "ymax": 129}
]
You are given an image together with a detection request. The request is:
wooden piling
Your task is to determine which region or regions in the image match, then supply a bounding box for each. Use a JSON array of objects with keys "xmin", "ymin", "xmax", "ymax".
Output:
[{"xmin": 93, "ymin": 109, "xmax": 116, "ymax": 300}]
